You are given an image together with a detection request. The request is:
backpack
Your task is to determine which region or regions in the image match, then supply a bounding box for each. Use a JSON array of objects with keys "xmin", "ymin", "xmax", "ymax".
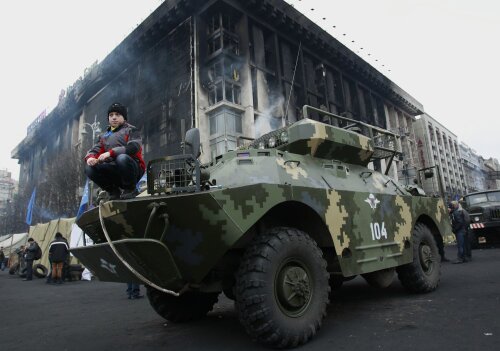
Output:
[
  {"xmin": 34, "ymin": 245, "xmax": 42, "ymax": 260},
  {"xmin": 461, "ymin": 209, "xmax": 471, "ymax": 226}
]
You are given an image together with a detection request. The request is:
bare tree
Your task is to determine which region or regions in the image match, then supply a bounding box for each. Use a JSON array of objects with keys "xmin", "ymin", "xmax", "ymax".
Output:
[{"xmin": 37, "ymin": 148, "xmax": 83, "ymax": 221}]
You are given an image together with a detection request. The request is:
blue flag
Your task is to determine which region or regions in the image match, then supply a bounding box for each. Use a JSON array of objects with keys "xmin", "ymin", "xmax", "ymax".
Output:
[
  {"xmin": 136, "ymin": 173, "xmax": 147, "ymax": 192},
  {"xmin": 76, "ymin": 179, "xmax": 90, "ymax": 219},
  {"xmin": 25, "ymin": 188, "xmax": 36, "ymax": 225}
]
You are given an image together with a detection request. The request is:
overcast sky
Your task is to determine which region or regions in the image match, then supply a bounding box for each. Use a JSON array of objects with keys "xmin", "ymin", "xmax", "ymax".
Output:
[{"xmin": 1, "ymin": 0, "xmax": 499, "ymax": 181}]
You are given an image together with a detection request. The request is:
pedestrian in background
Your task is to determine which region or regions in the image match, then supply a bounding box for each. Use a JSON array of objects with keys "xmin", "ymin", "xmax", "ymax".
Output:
[
  {"xmin": 23, "ymin": 238, "xmax": 39, "ymax": 281},
  {"xmin": 448, "ymin": 201, "xmax": 469, "ymax": 264},
  {"xmin": 48, "ymin": 232, "xmax": 69, "ymax": 284},
  {"xmin": 126, "ymin": 283, "xmax": 143, "ymax": 299},
  {"xmin": 0, "ymin": 247, "xmax": 5, "ymax": 271}
]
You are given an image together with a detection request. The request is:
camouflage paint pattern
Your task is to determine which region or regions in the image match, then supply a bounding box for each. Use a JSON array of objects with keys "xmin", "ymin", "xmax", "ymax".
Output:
[{"xmin": 73, "ymin": 118, "xmax": 451, "ymax": 291}]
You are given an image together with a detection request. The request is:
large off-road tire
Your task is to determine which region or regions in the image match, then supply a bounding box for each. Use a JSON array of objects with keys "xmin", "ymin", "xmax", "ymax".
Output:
[
  {"xmin": 397, "ymin": 223, "xmax": 441, "ymax": 293},
  {"xmin": 147, "ymin": 288, "xmax": 219, "ymax": 323},
  {"xmin": 9, "ymin": 262, "xmax": 19, "ymax": 275},
  {"xmin": 235, "ymin": 227, "xmax": 330, "ymax": 348},
  {"xmin": 33, "ymin": 264, "xmax": 48, "ymax": 278}
]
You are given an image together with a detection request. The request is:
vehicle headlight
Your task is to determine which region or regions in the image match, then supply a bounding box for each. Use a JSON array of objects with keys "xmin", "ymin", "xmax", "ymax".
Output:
[
  {"xmin": 258, "ymin": 141, "xmax": 265, "ymax": 149},
  {"xmin": 474, "ymin": 216, "xmax": 480, "ymax": 222},
  {"xmin": 280, "ymin": 131, "xmax": 289, "ymax": 143},
  {"xmin": 268, "ymin": 136, "xmax": 276, "ymax": 148}
]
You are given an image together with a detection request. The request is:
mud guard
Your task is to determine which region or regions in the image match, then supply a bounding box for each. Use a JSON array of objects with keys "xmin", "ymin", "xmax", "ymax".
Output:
[{"xmin": 71, "ymin": 239, "xmax": 183, "ymax": 290}]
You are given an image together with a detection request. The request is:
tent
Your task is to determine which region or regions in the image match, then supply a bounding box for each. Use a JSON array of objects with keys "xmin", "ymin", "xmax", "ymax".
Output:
[
  {"xmin": 28, "ymin": 218, "xmax": 79, "ymax": 268},
  {"xmin": 0, "ymin": 233, "xmax": 28, "ymax": 257}
]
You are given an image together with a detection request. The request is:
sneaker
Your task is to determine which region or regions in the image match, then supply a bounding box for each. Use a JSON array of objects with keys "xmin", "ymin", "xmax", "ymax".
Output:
[
  {"xmin": 452, "ymin": 259, "xmax": 465, "ymax": 264},
  {"xmin": 22, "ymin": 278, "xmax": 32, "ymax": 281},
  {"xmin": 441, "ymin": 256, "xmax": 450, "ymax": 263},
  {"xmin": 120, "ymin": 189, "xmax": 139, "ymax": 200},
  {"xmin": 131, "ymin": 295, "xmax": 144, "ymax": 299},
  {"xmin": 97, "ymin": 189, "xmax": 121, "ymax": 203}
]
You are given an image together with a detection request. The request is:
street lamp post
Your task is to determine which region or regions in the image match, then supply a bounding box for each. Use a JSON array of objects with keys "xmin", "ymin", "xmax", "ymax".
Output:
[{"xmin": 81, "ymin": 115, "xmax": 101, "ymax": 207}]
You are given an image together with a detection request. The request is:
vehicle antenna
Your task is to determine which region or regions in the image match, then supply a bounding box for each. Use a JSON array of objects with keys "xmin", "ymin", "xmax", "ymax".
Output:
[{"xmin": 284, "ymin": 41, "xmax": 302, "ymax": 126}]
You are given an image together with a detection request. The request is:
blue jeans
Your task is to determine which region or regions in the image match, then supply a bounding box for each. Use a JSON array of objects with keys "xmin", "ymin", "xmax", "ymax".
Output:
[
  {"xmin": 454, "ymin": 228, "xmax": 466, "ymax": 260},
  {"xmin": 0, "ymin": 259, "xmax": 5, "ymax": 271},
  {"xmin": 126, "ymin": 283, "xmax": 141, "ymax": 298}
]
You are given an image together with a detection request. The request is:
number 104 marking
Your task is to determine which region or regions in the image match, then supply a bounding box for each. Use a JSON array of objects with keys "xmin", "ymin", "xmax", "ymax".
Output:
[{"xmin": 370, "ymin": 222, "xmax": 388, "ymax": 240}]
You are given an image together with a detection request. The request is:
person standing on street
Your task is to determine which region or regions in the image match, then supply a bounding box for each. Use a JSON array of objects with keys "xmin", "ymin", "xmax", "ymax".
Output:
[
  {"xmin": 0, "ymin": 247, "xmax": 5, "ymax": 271},
  {"xmin": 448, "ymin": 201, "xmax": 469, "ymax": 264},
  {"xmin": 23, "ymin": 238, "xmax": 39, "ymax": 281},
  {"xmin": 48, "ymin": 232, "xmax": 69, "ymax": 284},
  {"xmin": 126, "ymin": 283, "xmax": 143, "ymax": 300},
  {"xmin": 84, "ymin": 102, "xmax": 145, "ymax": 201}
]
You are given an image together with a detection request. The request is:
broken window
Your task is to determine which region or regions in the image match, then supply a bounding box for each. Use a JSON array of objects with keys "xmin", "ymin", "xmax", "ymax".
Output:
[
  {"xmin": 207, "ymin": 12, "xmax": 239, "ymax": 57},
  {"xmin": 325, "ymin": 69, "xmax": 344, "ymax": 115},
  {"xmin": 249, "ymin": 23, "xmax": 276, "ymax": 72},
  {"xmin": 208, "ymin": 80, "xmax": 224, "ymax": 105},
  {"xmin": 207, "ymin": 57, "xmax": 241, "ymax": 106},
  {"xmin": 225, "ymin": 82, "xmax": 241, "ymax": 105},
  {"xmin": 342, "ymin": 77, "xmax": 360, "ymax": 118}
]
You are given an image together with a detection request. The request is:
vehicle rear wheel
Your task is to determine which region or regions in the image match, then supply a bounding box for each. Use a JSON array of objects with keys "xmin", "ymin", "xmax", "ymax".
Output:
[
  {"xmin": 146, "ymin": 288, "xmax": 219, "ymax": 323},
  {"xmin": 235, "ymin": 227, "xmax": 330, "ymax": 348},
  {"xmin": 397, "ymin": 223, "xmax": 441, "ymax": 293}
]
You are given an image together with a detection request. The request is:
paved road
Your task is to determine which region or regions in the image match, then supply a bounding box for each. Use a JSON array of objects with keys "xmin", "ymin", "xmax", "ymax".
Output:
[{"xmin": 1, "ymin": 246, "xmax": 499, "ymax": 351}]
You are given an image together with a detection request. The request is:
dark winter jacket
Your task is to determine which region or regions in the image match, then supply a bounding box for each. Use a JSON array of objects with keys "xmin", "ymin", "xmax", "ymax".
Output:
[
  {"xmin": 84, "ymin": 122, "xmax": 145, "ymax": 171},
  {"xmin": 24, "ymin": 242, "xmax": 39, "ymax": 261},
  {"xmin": 451, "ymin": 208, "xmax": 467, "ymax": 233},
  {"xmin": 49, "ymin": 238, "xmax": 69, "ymax": 263}
]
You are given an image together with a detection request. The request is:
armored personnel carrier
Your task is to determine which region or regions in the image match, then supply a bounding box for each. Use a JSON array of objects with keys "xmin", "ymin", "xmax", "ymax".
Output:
[{"xmin": 72, "ymin": 105, "xmax": 451, "ymax": 348}]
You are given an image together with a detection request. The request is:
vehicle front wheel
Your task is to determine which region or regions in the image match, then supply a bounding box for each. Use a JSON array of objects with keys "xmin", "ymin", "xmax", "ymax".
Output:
[
  {"xmin": 147, "ymin": 288, "xmax": 219, "ymax": 323},
  {"xmin": 397, "ymin": 223, "xmax": 441, "ymax": 293},
  {"xmin": 235, "ymin": 227, "xmax": 330, "ymax": 348}
]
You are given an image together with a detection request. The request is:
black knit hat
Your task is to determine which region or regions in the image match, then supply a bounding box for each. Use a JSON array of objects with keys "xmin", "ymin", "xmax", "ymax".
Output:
[{"xmin": 108, "ymin": 102, "xmax": 127, "ymax": 120}]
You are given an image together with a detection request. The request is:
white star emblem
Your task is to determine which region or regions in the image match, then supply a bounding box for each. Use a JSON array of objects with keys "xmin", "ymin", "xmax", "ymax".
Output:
[
  {"xmin": 364, "ymin": 194, "xmax": 380, "ymax": 210},
  {"xmin": 100, "ymin": 258, "xmax": 117, "ymax": 275}
]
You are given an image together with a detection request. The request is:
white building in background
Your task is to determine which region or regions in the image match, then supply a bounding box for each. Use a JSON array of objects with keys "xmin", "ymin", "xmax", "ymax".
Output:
[
  {"xmin": 458, "ymin": 142, "xmax": 487, "ymax": 193},
  {"xmin": 413, "ymin": 114, "xmax": 467, "ymax": 202},
  {"xmin": 483, "ymin": 158, "xmax": 500, "ymax": 190},
  {"xmin": 0, "ymin": 169, "xmax": 17, "ymax": 211}
]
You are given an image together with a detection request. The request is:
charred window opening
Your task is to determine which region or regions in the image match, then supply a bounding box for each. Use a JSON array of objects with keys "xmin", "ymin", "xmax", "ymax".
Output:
[
  {"xmin": 249, "ymin": 23, "xmax": 281, "ymax": 120},
  {"xmin": 360, "ymin": 86, "xmax": 374, "ymax": 125},
  {"xmin": 343, "ymin": 77, "xmax": 360, "ymax": 118},
  {"xmin": 207, "ymin": 12, "xmax": 240, "ymax": 58},
  {"xmin": 325, "ymin": 69, "xmax": 344, "ymax": 115},
  {"xmin": 249, "ymin": 23, "xmax": 277, "ymax": 72},
  {"xmin": 375, "ymin": 97, "xmax": 387, "ymax": 128},
  {"xmin": 206, "ymin": 58, "xmax": 241, "ymax": 106}
]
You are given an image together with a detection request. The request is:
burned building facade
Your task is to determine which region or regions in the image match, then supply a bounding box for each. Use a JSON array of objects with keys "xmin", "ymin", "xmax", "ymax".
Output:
[{"xmin": 13, "ymin": 0, "xmax": 423, "ymax": 203}]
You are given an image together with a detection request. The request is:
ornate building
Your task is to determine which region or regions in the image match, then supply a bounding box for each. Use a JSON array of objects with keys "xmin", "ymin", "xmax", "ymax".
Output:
[
  {"xmin": 413, "ymin": 113, "xmax": 467, "ymax": 201},
  {"xmin": 12, "ymin": 0, "xmax": 423, "ymax": 203}
]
